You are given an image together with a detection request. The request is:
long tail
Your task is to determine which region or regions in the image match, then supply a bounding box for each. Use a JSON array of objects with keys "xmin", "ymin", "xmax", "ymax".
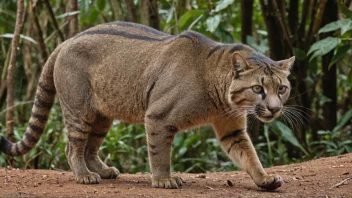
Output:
[{"xmin": 0, "ymin": 45, "xmax": 61, "ymax": 156}]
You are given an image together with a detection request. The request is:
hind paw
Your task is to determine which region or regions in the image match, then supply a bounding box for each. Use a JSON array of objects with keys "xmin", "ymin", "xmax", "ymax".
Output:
[
  {"xmin": 98, "ymin": 167, "xmax": 120, "ymax": 179},
  {"xmin": 76, "ymin": 172, "xmax": 101, "ymax": 184}
]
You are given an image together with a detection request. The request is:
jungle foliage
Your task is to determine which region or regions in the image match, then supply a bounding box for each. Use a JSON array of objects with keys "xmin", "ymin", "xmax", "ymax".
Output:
[{"xmin": 0, "ymin": 0, "xmax": 351, "ymax": 173}]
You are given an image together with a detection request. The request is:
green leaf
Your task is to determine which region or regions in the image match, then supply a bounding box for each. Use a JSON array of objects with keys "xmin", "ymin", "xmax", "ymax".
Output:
[
  {"xmin": 318, "ymin": 20, "xmax": 344, "ymax": 34},
  {"xmin": 318, "ymin": 19, "xmax": 352, "ymax": 35},
  {"xmin": 0, "ymin": 33, "xmax": 37, "ymax": 44},
  {"xmin": 178, "ymin": 10, "xmax": 205, "ymax": 30},
  {"xmin": 329, "ymin": 44, "xmax": 350, "ymax": 69},
  {"xmin": 206, "ymin": 15, "xmax": 221, "ymax": 33},
  {"xmin": 273, "ymin": 121, "xmax": 310, "ymax": 156},
  {"xmin": 56, "ymin": 11, "xmax": 80, "ymax": 19},
  {"xmin": 97, "ymin": 0, "xmax": 106, "ymax": 11},
  {"xmin": 333, "ymin": 109, "xmax": 352, "ymax": 133},
  {"xmin": 308, "ymin": 37, "xmax": 340, "ymax": 61},
  {"xmin": 341, "ymin": 19, "xmax": 352, "ymax": 35},
  {"xmin": 215, "ymin": 0, "xmax": 234, "ymax": 12},
  {"xmin": 80, "ymin": 0, "xmax": 89, "ymax": 15},
  {"xmin": 292, "ymin": 48, "xmax": 306, "ymax": 60},
  {"xmin": 338, "ymin": 1, "xmax": 352, "ymax": 19}
]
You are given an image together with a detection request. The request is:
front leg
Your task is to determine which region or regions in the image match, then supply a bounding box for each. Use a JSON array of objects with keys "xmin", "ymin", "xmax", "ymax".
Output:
[
  {"xmin": 145, "ymin": 117, "xmax": 183, "ymax": 189},
  {"xmin": 213, "ymin": 117, "xmax": 283, "ymax": 190}
]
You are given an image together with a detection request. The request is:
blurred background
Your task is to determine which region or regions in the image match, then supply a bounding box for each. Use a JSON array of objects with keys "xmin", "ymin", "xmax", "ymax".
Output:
[{"xmin": 0, "ymin": 0, "xmax": 351, "ymax": 173}]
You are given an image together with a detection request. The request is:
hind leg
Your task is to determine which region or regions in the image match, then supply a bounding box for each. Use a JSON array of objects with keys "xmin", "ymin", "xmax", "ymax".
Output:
[
  {"xmin": 85, "ymin": 115, "xmax": 120, "ymax": 179},
  {"xmin": 62, "ymin": 106, "xmax": 101, "ymax": 184}
]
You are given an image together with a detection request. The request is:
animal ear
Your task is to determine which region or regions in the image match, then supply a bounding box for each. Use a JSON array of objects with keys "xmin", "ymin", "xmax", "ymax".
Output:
[
  {"xmin": 277, "ymin": 56, "xmax": 295, "ymax": 71},
  {"xmin": 232, "ymin": 52, "xmax": 252, "ymax": 72}
]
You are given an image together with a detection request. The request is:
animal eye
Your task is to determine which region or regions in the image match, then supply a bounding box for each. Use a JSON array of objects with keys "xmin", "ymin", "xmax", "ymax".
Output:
[
  {"xmin": 252, "ymin": 85, "xmax": 263, "ymax": 94},
  {"xmin": 278, "ymin": 86, "xmax": 287, "ymax": 94}
]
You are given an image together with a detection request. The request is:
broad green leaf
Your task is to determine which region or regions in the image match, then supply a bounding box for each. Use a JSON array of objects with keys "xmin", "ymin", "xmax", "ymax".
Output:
[
  {"xmin": 308, "ymin": 37, "xmax": 340, "ymax": 61},
  {"xmin": 206, "ymin": 15, "xmax": 221, "ymax": 33},
  {"xmin": 333, "ymin": 109, "xmax": 352, "ymax": 133},
  {"xmin": 292, "ymin": 48, "xmax": 306, "ymax": 60},
  {"xmin": 215, "ymin": 0, "xmax": 234, "ymax": 12},
  {"xmin": 56, "ymin": 11, "xmax": 80, "ymax": 19},
  {"xmin": 274, "ymin": 121, "xmax": 309, "ymax": 156},
  {"xmin": 178, "ymin": 10, "xmax": 205, "ymax": 30},
  {"xmin": 338, "ymin": 1, "xmax": 352, "ymax": 19},
  {"xmin": 329, "ymin": 44, "xmax": 350, "ymax": 69},
  {"xmin": 341, "ymin": 20, "xmax": 352, "ymax": 35},
  {"xmin": 318, "ymin": 20, "xmax": 344, "ymax": 34},
  {"xmin": 0, "ymin": 33, "xmax": 37, "ymax": 44},
  {"xmin": 318, "ymin": 19, "xmax": 352, "ymax": 34}
]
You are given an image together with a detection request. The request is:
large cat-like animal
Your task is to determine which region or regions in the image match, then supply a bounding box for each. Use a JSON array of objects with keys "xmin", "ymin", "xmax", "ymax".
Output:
[{"xmin": 0, "ymin": 22, "xmax": 294, "ymax": 190}]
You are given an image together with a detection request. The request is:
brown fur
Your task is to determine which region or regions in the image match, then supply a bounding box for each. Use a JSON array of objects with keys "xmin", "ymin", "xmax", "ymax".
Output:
[{"xmin": 0, "ymin": 22, "xmax": 295, "ymax": 190}]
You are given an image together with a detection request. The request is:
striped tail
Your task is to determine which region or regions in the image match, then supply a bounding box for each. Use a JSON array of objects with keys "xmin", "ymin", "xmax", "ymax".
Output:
[{"xmin": 0, "ymin": 45, "xmax": 61, "ymax": 156}]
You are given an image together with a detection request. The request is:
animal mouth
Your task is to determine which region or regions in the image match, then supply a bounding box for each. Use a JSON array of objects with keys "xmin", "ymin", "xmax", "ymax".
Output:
[{"xmin": 257, "ymin": 115, "xmax": 275, "ymax": 123}]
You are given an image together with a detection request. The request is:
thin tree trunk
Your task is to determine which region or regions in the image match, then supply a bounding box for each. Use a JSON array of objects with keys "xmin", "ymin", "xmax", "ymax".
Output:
[
  {"xmin": 68, "ymin": 0, "xmax": 79, "ymax": 38},
  {"xmin": 141, "ymin": 0, "xmax": 160, "ymax": 30},
  {"xmin": 321, "ymin": 0, "xmax": 338, "ymax": 131},
  {"xmin": 125, "ymin": 0, "xmax": 138, "ymax": 22},
  {"xmin": 24, "ymin": 22, "xmax": 36, "ymax": 101},
  {"xmin": 241, "ymin": 0, "xmax": 253, "ymax": 44},
  {"xmin": 30, "ymin": 0, "xmax": 48, "ymax": 65},
  {"xmin": 6, "ymin": 0, "xmax": 24, "ymax": 142},
  {"xmin": 43, "ymin": 0, "xmax": 65, "ymax": 42}
]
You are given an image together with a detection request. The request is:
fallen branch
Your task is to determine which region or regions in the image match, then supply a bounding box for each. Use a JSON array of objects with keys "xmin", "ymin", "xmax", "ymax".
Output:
[{"xmin": 330, "ymin": 177, "xmax": 352, "ymax": 189}]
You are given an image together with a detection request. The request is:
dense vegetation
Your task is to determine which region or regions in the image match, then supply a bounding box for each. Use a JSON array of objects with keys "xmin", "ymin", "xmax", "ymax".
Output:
[{"xmin": 0, "ymin": 0, "xmax": 351, "ymax": 173}]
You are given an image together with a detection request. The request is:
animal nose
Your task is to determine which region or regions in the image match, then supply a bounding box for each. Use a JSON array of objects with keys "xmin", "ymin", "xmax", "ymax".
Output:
[{"xmin": 268, "ymin": 106, "xmax": 280, "ymax": 114}]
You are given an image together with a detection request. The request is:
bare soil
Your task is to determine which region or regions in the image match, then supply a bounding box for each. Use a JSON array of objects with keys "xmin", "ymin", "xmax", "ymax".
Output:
[{"xmin": 0, "ymin": 154, "xmax": 351, "ymax": 198}]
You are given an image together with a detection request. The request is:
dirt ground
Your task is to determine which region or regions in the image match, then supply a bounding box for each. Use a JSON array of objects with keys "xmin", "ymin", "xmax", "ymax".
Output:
[{"xmin": 0, "ymin": 154, "xmax": 351, "ymax": 198}]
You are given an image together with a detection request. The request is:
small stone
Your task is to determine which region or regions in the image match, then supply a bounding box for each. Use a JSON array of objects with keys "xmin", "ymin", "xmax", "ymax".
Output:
[
  {"xmin": 227, "ymin": 180, "xmax": 233, "ymax": 186},
  {"xmin": 195, "ymin": 174, "xmax": 206, "ymax": 178}
]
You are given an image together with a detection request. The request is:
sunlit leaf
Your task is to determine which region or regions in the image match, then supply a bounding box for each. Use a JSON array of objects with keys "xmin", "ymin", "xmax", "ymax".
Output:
[
  {"xmin": 215, "ymin": 0, "xmax": 234, "ymax": 12},
  {"xmin": 56, "ymin": 11, "xmax": 80, "ymax": 19},
  {"xmin": 0, "ymin": 33, "xmax": 37, "ymax": 44},
  {"xmin": 206, "ymin": 15, "xmax": 221, "ymax": 33},
  {"xmin": 308, "ymin": 37, "xmax": 340, "ymax": 60},
  {"xmin": 318, "ymin": 19, "xmax": 351, "ymax": 34}
]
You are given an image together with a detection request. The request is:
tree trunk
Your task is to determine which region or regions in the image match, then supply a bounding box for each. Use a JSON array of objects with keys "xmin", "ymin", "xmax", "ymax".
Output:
[
  {"xmin": 241, "ymin": 0, "xmax": 253, "ymax": 44},
  {"xmin": 68, "ymin": 0, "xmax": 79, "ymax": 38},
  {"xmin": 259, "ymin": 0, "xmax": 287, "ymax": 60},
  {"xmin": 30, "ymin": 0, "xmax": 48, "ymax": 66},
  {"xmin": 125, "ymin": 0, "xmax": 138, "ymax": 22},
  {"xmin": 141, "ymin": 0, "xmax": 160, "ymax": 30},
  {"xmin": 321, "ymin": 0, "xmax": 338, "ymax": 131},
  {"xmin": 6, "ymin": 0, "xmax": 24, "ymax": 142}
]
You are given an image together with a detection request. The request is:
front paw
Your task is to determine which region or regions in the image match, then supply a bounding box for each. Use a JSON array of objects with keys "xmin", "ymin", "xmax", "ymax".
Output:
[
  {"xmin": 152, "ymin": 176, "xmax": 183, "ymax": 189},
  {"xmin": 255, "ymin": 174, "xmax": 283, "ymax": 190},
  {"xmin": 76, "ymin": 172, "xmax": 101, "ymax": 184}
]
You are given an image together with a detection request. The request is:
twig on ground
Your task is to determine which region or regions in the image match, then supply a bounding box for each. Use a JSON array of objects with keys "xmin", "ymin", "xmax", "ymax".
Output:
[{"xmin": 330, "ymin": 177, "xmax": 352, "ymax": 189}]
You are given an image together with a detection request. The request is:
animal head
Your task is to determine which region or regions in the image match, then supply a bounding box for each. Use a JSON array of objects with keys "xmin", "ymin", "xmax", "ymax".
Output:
[{"xmin": 228, "ymin": 51, "xmax": 295, "ymax": 123}]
